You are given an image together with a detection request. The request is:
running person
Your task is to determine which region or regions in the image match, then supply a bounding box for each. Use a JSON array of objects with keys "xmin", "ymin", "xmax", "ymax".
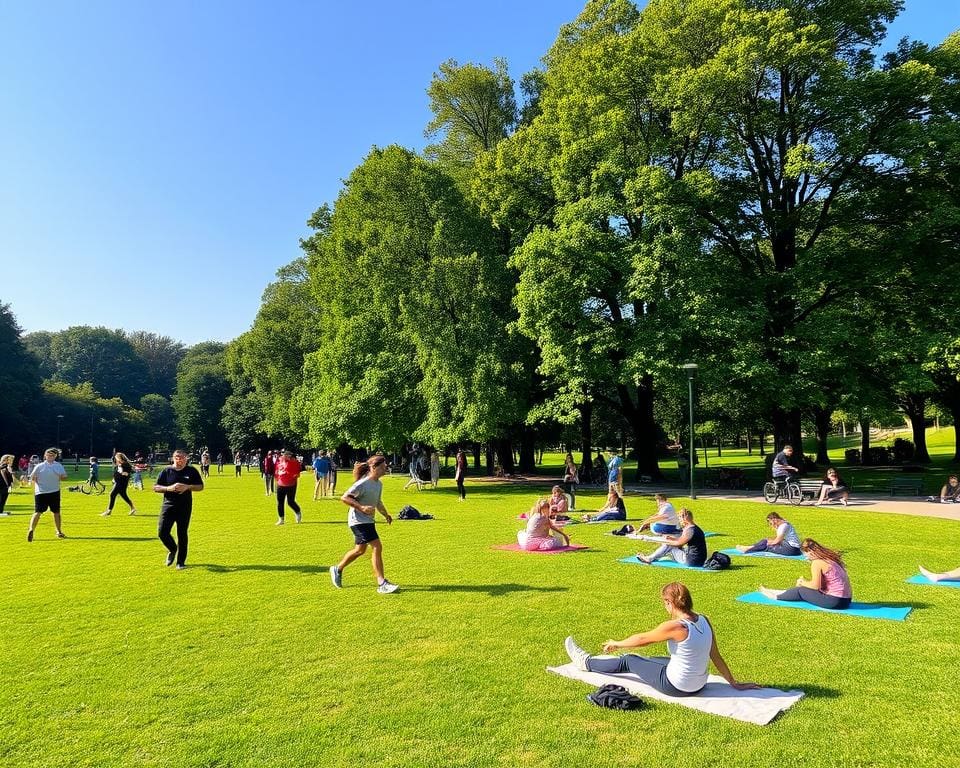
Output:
[
  {"xmin": 154, "ymin": 449, "xmax": 204, "ymax": 569},
  {"xmin": 26, "ymin": 448, "xmax": 68, "ymax": 541},
  {"xmin": 330, "ymin": 455, "xmax": 398, "ymax": 594},
  {"xmin": 275, "ymin": 450, "xmax": 302, "ymax": 525},
  {"xmin": 102, "ymin": 451, "xmax": 138, "ymax": 516}
]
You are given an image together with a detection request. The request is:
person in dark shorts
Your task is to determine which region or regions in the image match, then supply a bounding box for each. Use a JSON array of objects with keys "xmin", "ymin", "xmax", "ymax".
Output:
[
  {"xmin": 330, "ymin": 454, "xmax": 398, "ymax": 594},
  {"xmin": 26, "ymin": 448, "xmax": 68, "ymax": 541},
  {"xmin": 154, "ymin": 449, "xmax": 204, "ymax": 569}
]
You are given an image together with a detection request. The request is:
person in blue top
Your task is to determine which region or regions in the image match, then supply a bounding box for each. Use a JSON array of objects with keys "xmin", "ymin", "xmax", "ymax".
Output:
[
  {"xmin": 27, "ymin": 448, "xmax": 68, "ymax": 542},
  {"xmin": 771, "ymin": 444, "xmax": 799, "ymax": 480},
  {"xmin": 88, "ymin": 456, "xmax": 100, "ymax": 483},
  {"xmin": 607, "ymin": 449, "xmax": 624, "ymax": 497},
  {"xmin": 312, "ymin": 449, "xmax": 332, "ymax": 500}
]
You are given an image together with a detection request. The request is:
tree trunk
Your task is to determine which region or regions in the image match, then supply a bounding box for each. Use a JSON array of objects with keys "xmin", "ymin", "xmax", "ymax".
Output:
[
  {"xmin": 518, "ymin": 427, "xmax": 536, "ymax": 473},
  {"xmin": 473, "ymin": 442, "xmax": 481, "ymax": 470},
  {"xmin": 813, "ymin": 407, "xmax": 832, "ymax": 466},
  {"xmin": 746, "ymin": 431, "xmax": 753, "ymax": 455},
  {"xmin": 578, "ymin": 400, "xmax": 593, "ymax": 480},
  {"xmin": 717, "ymin": 439, "xmax": 722, "ymax": 458},
  {"xmin": 615, "ymin": 375, "xmax": 661, "ymax": 480},
  {"xmin": 758, "ymin": 431, "xmax": 766, "ymax": 456},
  {"xmin": 950, "ymin": 403, "xmax": 960, "ymax": 463},
  {"xmin": 771, "ymin": 408, "xmax": 804, "ymax": 461},
  {"xmin": 485, "ymin": 443, "xmax": 495, "ymax": 475},
  {"xmin": 902, "ymin": 394, "xmax": 931, "ymax": 463},
  {"xmin": 860, "ymin": 418, "xmax": 871, "ymax": 465}
]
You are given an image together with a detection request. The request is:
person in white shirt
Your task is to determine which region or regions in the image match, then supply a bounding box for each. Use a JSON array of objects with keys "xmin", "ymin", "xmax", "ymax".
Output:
[
  {"xmin": 735, "ymin": 512, "xmax": 802, "ymax": 557},
  {"xmin": 26, "ymin": 448, "xmax": 68, "ymax": 542}
]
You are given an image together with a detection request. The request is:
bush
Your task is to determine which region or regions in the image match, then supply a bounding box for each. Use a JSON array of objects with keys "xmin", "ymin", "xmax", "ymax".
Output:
[
  {"xmin": 868, "ymin": 446, "xmax": 891, "ymax": 464},
  {"xmin": 892, "ymin": 438, "xmax": 915, "ymax": 463},
  {"xmin": 845, "ymin": 448, "xmax": 861, "ymax": 464}
]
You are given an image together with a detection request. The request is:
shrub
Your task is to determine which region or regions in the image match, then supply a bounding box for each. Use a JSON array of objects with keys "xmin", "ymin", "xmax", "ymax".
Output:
[{"xmin": 892, "ymin": 438, "xmax": 915, "ymax": 463}]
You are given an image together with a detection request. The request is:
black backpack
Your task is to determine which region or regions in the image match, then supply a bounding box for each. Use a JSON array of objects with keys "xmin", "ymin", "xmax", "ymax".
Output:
[
  {"xmin": 398, "ymin": 505, "xmax": 432, "ymax": 520},
  {"xmin": 702, "ymin": 551, "xmax": 731, "ymax": 570},
  {"xmin": 587, "ymin": 684, "xmax": 645, "ymax": 710}
]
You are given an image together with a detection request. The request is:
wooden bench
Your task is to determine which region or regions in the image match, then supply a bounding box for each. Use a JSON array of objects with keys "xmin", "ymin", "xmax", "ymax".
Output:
[
  {"xmin": 890, "ymin": 476, "xmax": 924, "ymax": 496},
  {"xmin": 796, "ymin": 479, "xmax": 825, "ymax": 502}
]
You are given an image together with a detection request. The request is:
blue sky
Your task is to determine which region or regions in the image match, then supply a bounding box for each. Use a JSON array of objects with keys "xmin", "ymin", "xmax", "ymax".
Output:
[{"xmin": 1, "ymin": 0, "xmax": 957, "ymax": 345}]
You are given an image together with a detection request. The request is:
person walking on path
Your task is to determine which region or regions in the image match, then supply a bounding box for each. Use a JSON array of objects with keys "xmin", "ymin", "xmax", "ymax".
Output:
[
  {"xmin": 154, "ymin": 449, "xmax": 204, "ymax": 569},
  {"xmin": 312, "ymin": 450, "xmax": 331, "ymax": 500},
  {"xmin": 0, "ymin": 454, "xmax": 16, "ymax": 516},
  {"xmin": 275, "ymin": 449, "xmax": 303, "ymax": 525},
  {"xmin": 330, "ymin": 455, "xmax": 398, "ymax": 594},
  {"xmin": 455, "ymin": 448, "xmax": 467, "ymax": 501},
  {"xmin": 26, "ymin": 448, "xmax": 68, "ymax": 541},
  {"xmin": 263, "ymin": 450, "xmax": 276, "ymax": 495},
  {"xmin": 102, "ymin": 451, "xmax": 138, "ymax": 516},
  {"xmin": 607, "ymin": 449, "xmax": 624, "ymax": 497}
]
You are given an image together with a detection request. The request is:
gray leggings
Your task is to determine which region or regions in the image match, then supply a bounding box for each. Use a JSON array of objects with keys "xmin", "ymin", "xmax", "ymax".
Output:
[
  {"xmin": 585, "ymin": 654, "xmax": 699, "ymax": 697},
  {"xmin": 746, "ymin": 539, "xmax": 801, "ymax": 556},
  {"xmin": 777, "ymin": 586, "xmax": 851, "ymax": 609}
]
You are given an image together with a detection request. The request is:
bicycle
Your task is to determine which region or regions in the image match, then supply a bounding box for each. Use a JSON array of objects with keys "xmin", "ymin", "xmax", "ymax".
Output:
[
  {"xmin": 80, "ymin": 477, "xmax": 106, "ymax": 495},
  {"xmin": 762, "ymin": 476, "xmax": 802, "ymax": 504}
]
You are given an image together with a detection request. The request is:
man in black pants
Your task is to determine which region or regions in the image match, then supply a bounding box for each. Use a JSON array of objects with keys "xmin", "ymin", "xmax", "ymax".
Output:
[{"xmin": 154, "ymin": 449, "xmax": 204, "ymax": 570}]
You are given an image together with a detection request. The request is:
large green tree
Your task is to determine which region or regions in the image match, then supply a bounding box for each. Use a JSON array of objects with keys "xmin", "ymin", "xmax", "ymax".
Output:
[
  {"xmin": 171, "ymin": 342, "xmax": 231, "ymax": 451},
  {"xmin": 0, "ymin": 303, "xmax": 42, "ymax": 450}
]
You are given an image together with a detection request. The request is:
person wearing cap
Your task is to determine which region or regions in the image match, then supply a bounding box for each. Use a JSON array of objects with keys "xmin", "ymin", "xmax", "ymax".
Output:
[
  {"xmin": 26, "ymin": 448, "xmax": 68, "ymax": 541},
  {"xmin": 275, "ymin": 449, "xmax": 303, "ymax": 525}
]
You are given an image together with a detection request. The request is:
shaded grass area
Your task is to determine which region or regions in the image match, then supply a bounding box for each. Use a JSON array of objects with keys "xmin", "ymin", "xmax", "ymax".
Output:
[{"xmin": 2, "ymin": 471, "xmax": 959, "ymax": 767}]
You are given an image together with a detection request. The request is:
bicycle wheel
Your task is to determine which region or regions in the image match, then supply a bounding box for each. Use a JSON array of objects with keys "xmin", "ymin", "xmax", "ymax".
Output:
[
  {"xmin": 788, "ymin": 482, "xmax": 803, "ymax": 505},
  {"xmin": 92, "ymin": 479, "xmax": 106, "ymax": 495},
  {"xmin": 762, "ymin": 481, "xmax": 778, "ymax": 503},
  {"xmin": 78, "ymin": 484, "xmax": 91, "ymax": 495}
]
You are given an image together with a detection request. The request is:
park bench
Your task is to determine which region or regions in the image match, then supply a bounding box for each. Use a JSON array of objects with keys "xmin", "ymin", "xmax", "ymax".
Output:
[
  {"xmin": 796, "ymin": 479, "xmax": 825, "ymax": 502},
  {"xmin": 890, "ymin": 476, "xmax": 924, "ymax": 496}
]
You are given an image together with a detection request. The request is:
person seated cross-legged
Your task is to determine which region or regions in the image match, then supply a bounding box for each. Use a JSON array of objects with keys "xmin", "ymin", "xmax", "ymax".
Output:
[
  {"xmin": 581, "ymin": 488, "xmax": 626, "ymax": 522},
  {"xmin": 636, "ymin": 508, "xmax": 706, "ymax": 568}
]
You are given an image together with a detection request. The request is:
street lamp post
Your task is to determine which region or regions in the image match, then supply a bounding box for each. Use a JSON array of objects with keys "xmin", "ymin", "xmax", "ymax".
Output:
[
  {"xmin": 56, "ymin": 415, "xmax": 64, "ymax": 451},
  {"xmin": 682, "ymin": 363, "xmax": 698, "ymax": 500}
]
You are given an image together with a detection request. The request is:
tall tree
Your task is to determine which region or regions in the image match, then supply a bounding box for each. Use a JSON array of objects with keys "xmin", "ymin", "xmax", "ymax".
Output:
[
  {"xmin": 0, "ymin": 303, "xmax": 42, "ymax": 450},
  {"xmin": 126, "ymin": 331, "xmax": 186, "ymax": 398},
  {"xmin": 171, "ymin": 342, "xmax": 231, "ymax": 451}
]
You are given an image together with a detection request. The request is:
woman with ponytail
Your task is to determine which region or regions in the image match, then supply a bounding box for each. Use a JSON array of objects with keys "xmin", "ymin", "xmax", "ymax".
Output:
[
  {"xmin": 760, "ymin": 538, "xmax": 852, "ymax": 609},
  {"xmin": 330, "ymin": 454, "xmax": 398, "ymax": 594}
]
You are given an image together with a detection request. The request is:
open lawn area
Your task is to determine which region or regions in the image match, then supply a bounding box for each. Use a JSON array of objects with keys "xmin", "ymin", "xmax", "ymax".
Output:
[{"xmin": 2, "ymin": 468, "xmax": 959, "ymax": 767}]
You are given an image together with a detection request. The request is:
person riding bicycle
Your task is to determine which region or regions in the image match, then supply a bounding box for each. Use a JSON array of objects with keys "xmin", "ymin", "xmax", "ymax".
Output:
[{"xmin": 771, "ymin": 445, "xmax": 799, "ymax": 484}]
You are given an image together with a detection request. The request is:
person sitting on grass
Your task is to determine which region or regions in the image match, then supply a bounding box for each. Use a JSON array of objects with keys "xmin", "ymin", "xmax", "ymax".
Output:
[
  {"xmin": 927, "ymin": 475, "xmax": 960, "ymax": 504},
  {"xmin": 563, "ymin": 582, "xmax": 758, "ymax": 696},
  {"xmin": 637, "ymin": 493, "xmax": 681, "ymax": 535},
  {"xmin": 636, "ymin": 508, "xmax": 706, "ymax": 567},
  {"xmin": 580, "ymin": 488, "xmax": 626, "ymax": 522},
  {"xmin": 735, "ymin": 512, "xmax": 802, "ymax": 557},
  {"xmin": 548, "ymin": 485, "xmax": 568, "ymax": 517},
  {"xmin": 918, "ymin": 564, "xmax": 960, "ymax": 583},
  {"xmin": 518, "ymin": 499, "xmax": 571, "ymax": 551},
  {"xmin": 816, "ymin": 467, "xmax": 849, "ymax": 506},
  {"xmin": 759, "ymin": 538, "xmax": 852, "ymax": 609}
]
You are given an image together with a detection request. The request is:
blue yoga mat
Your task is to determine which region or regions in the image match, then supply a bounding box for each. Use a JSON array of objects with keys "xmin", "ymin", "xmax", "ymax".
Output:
[
  {"xmin": 720, "ymin": 548, "xmax": 805, "ymax": 561},
  {"xmin": 619, "ymin": 556, "xmax": 720, "ymax": 572},
  {"xmin": 906, "ymin": 574, "xmax": 960, "ymax": 589},
  {"xmin": 735, "ymin": 591, "xmax": 912, "ymax": 621}
]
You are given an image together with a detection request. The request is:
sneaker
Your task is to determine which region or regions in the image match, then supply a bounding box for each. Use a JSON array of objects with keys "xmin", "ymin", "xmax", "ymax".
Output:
[
  {"xmin": 165, "ymin": 552, "xmax": 176, "ymax": 567},
  {"xmin": 275, "ymin": 518, "xmax": 284, "ymax": 526},
  {"xmin": 295, "ymin": 511, "xmax": 302, "ymax": 524},
  {"xmin": 564, "ymin": 636, "xmax": 591, "ymax": 671},
  {"xmin": 176, "ymin": 564, "xmax": 187, "ymax": 570},
  {"xmin": 129, "ymin": 509, "xmax": 137, "ymax": 516},
  {"xmin": 56, "ymin": 531, "xmax": 66, "ymax": 539},
  {"xmin": 101, "ymin": 509, "xmax": 112, "ymax": 516},
  {"xmin": 27, "ymin": 529, "xmax": 34, "ymax": 542},
  {"xmin": 0, "ymin": 511, "xmax": 10, "ymax": 517},
  {"xmin": 330, "ymin": 565, "xmax": 342, "ymax": 588},
  {"xmin": 377, "ymin": 580, "xmax": 399, "ymax": 594}
]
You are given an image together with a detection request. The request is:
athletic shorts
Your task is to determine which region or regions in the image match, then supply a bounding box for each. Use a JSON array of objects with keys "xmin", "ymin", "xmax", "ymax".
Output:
[
  {"xmin": 350, "ymin": 523, "xmax": 379, "ymax": 545},
  {"xmin": 35, "ymin": 491, "xmax": 61, "ymax": 514}
]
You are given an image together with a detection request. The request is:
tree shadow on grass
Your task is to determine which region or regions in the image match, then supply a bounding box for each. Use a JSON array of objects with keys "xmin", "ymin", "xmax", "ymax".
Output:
[
  {"xmin": 402, "ymin": 583, "xmax": 568, "ymax": 597},
  {"xmin": 195, "ymin": 563, "xmax": 330, "ymax": 575}
]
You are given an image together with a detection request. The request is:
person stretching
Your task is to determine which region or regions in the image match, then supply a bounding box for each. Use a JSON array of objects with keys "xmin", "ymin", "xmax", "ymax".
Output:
[
  {"xmin": 580, "ymin": 488, "xmax": 626, "ymax": 522},
  {"xmin": 102, "ymin": 452, "xmax": 138, "ymax": 516},
  {"xmin": 564, "ymin": 582, "xmax": 757, "ymax": 696},
  {"xmin": 518, "ymin": 499, "xmax": 571, "ymax": 551},
  {"xmin": 759, "ymin": 538, "xmax": 852, "ymax": 609},
  {"xmin": 275, "ymin": 450, "xmax": 302, "ymax": 525},
  {"xmin": 816, "ymin": 468, "xmax": 849, "ymax": 506},
  {"xmin": 636, "ymin": 508, "xmax": 706, "ymax": 567},
  {"xmin": 330, "ymin": 455, "xmax": 398, "ymax": 594},
  {"xmin": 918, "ymin": 564, "xmax": 960, "ymax": 583},
  {"xmin": 735, "ymin": 512, "xmax": 801, "ymax": 556},
  {"xmin": 637, "ymin": 494, "xmax": 681, "ymax": 535}
]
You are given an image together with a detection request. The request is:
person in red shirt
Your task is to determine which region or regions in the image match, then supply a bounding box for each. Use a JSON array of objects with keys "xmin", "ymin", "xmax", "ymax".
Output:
[
  {"xmin": 275, "ymin": 450, "xmax": 302, "ymax": 525},
  {"xmin": 263, "ymin": 450, "xmax": 276, "ymax": 496}
]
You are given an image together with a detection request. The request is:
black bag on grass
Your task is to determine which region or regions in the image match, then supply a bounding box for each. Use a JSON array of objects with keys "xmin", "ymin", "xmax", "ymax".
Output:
[
  {"xmin": 398, "ymin": 505, "xmax": 432, "ymax": 520},
  {"xmin": 702, "ymin": 551, "xmax": 731, "ymax": 570},
  {"xmin": 587, "ymin": 684, "xmax": 644, "ymax": 710}
]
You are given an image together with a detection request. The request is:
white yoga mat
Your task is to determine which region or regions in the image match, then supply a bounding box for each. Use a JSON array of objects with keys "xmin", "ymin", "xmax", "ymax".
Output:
[{"xmin": 547, "ymin": 662, "xmax": 804, "ymax": 726}]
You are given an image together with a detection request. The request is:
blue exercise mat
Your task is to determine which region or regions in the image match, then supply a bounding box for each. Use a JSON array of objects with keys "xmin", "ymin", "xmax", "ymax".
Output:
[
  {"xmin": 619, "ymin": 556, "xmax": 720, "ymax": 572},
  {"xmin": 720, "ymin": 548, "xmax": 805, "ymax": 561},
  {"xmin": 735, "ymin": 591, "xmax": 912, "ymax": 621},
  {"xmin": 906, "ymin": 574, "xmax": 960, "ymax": 589}
]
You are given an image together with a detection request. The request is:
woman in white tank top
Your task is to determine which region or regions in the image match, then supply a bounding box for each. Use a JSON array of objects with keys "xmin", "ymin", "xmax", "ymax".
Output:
[{"xmin": 564, "ymin": 582, "xmax": 757, "ymax": 696}]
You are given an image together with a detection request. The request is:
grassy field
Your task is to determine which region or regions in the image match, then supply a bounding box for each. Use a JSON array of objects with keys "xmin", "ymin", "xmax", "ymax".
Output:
[{"xmin": 2, "ymin": 465, "xmax": 959, "ymax": 767}]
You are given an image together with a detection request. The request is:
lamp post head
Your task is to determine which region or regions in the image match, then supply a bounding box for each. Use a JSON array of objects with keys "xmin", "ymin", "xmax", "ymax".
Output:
[{"xmin": 682, "ymin": 363, "xmax": 698, "ymax": 379}]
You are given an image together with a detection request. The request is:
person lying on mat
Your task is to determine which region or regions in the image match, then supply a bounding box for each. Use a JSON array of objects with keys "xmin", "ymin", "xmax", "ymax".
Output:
[
  {"xmin": 564, "ymin": 582, "xmax": 757, "ymax": 696},
  {"xmin": 919, "ymin": 564, "xmax": 960, "ymax": 582},
  {"xmin": 815, "ymin": 468, "xmax": 849, "ymax": 506},
  {"xmin": 517, "ymin": 499, "xmax": 571, "ymax": 551},
  {"xmin": 759, "ymin": 539, "xmax": 852, "ymax": 609},
  {"xmin": 548, "ymin": 485, "xmax": 569, "ymax": 517},
  {"xmin": 580, "ymin": 488, "xmax": 626, "ymax": 522},
  {"xmin": 637, "ymin": 493, "xmax": 681, "ymax": 535},
  {"xmin": 735, "ymin": 512, "xmax": 801, "ymax": 557},
  {"xmin": 636, "ymin": 508, "xmax": 706, "ymax": 567}
]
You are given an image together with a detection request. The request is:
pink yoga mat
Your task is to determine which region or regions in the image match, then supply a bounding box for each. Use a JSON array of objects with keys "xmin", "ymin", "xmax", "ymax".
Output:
[{"xmin": 493, "ymin": 543, "xmax": 589, "ymax": 554}]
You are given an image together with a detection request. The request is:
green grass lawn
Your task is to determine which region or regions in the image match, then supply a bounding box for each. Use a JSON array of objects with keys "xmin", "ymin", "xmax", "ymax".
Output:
[{"xmin": 2, "ymin": 467, "xmax": 959, "ymax": 767}]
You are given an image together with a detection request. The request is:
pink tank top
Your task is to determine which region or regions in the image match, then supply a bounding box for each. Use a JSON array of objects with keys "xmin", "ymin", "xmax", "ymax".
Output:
[{"xmin": 821, "ymin": 560, "xmax": 852, "ymax": 598}]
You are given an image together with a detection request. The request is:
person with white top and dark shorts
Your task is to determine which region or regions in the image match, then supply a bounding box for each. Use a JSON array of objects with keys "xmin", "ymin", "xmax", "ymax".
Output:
[
  {"xmin": 26, "ymin": 448, "xmax": 68, "ymax": 541},
  {"xmin": 564, "ymin": 582, "xmax": 757, "ymax": 696},
  {"xmin": 736, "ymin": 512, "xmax": 802, "ymax": 557},
  {"xmin": 330, "ymin": 454, "xmax": 398, "ymax": 594}
]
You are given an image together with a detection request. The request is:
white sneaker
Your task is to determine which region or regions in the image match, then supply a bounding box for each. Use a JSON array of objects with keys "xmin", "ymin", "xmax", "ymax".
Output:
[
  {"xmin": 377, "ymin": 580, "xmax": 399, "ymax": 594},
  {"xmin": 295, "ymin": 512, "xmax": 302, "ymax": 524},
  {"xmin": 564, "ymin": 636, "xmax": 591, "ymax": 671},
  {"xmin": 275, "ymin": 518, "xmax": 284, "ymax": 526},
  {"xmin": 330, "ymin": 565, "xmax": 342, "ymax": 588},
  {"xmin": 101, "ymin": 510, "xmax": 112, "ymax": 517}
]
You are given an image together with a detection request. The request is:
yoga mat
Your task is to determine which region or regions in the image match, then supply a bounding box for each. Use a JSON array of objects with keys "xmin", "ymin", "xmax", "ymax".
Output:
[
  {"xmin": 493, "ymin": 543, "xmax": 589, "ymax": 554},
  {"xmin": 547, "ymin": 662, "xmax": 804, "ymax": 726},
  {"xmin": 618, "ymin": 556, "xmax": 720, "ymax": 572},
  {"xmin": 606, "ymin": 531, "xmax": 720, "ymax": 540},
  {"xmin": 906, "ymin": 574, "xmax": 960, "ymax": 589},
  {"xmin": 721, "ymin": 548, "xmax": 804, "ymax": 561},
  {"xmin": 735, "ymin": 591, "xmax": 912, "ymax": 621}
]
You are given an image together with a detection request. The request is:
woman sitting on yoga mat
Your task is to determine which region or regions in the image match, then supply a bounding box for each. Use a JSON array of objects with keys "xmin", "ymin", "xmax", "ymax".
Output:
[
  {"xmin": 564, "ymin": 582, "xmax": 757, "ymax": 696},
  {"xmin": 636, "ymin": 508, "xmax": 706, "ymax": 567},
  {"xmin": 580, "ymin": 488, "xmax": 626, "ymax": 522},
  {"xmin": 735, "ymin": 512, "xmax": 801, "ymax": 556},
  {"xmin": 517, "ymin": 499, "xmax": 571, "ymax": 551},
  {"xmin": 759, "ymin": 539, "xmax": 852, "ymax": 609},
  {"xmin": 637, "ymin": 493, "xmax": 681, "ymax": 535},
  {"xmin": 919, "ymin": 564, "xmax": 960, "ymax": 582},
  {"xmin": 548, "ymin": 485, "xmax": 568, "ymax": 517}
]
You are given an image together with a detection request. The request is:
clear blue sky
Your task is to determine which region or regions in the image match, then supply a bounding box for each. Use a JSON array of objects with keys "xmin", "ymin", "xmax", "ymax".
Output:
[{"xmin": 1, "ymin": 0, "xmax": 956, "ymax": 345}]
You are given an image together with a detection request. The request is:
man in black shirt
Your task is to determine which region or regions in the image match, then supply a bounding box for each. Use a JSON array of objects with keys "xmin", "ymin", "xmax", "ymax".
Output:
[
  {"xmin": 154, "ymin": 449, "xmax": 204, "ymax": 569},
  {"xmin": 772, "ymin": 445, "xmax": 799, "ymax": 480}
]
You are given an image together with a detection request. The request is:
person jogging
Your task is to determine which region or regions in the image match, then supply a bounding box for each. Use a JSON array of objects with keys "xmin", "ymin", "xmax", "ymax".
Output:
[
  {"xmin": 102, "ymin": 451, "xmax": 138, "ymax": 516},
  {"xmin": 275, "ymin": 449, "xmax": 302, "ymax": 525}
]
